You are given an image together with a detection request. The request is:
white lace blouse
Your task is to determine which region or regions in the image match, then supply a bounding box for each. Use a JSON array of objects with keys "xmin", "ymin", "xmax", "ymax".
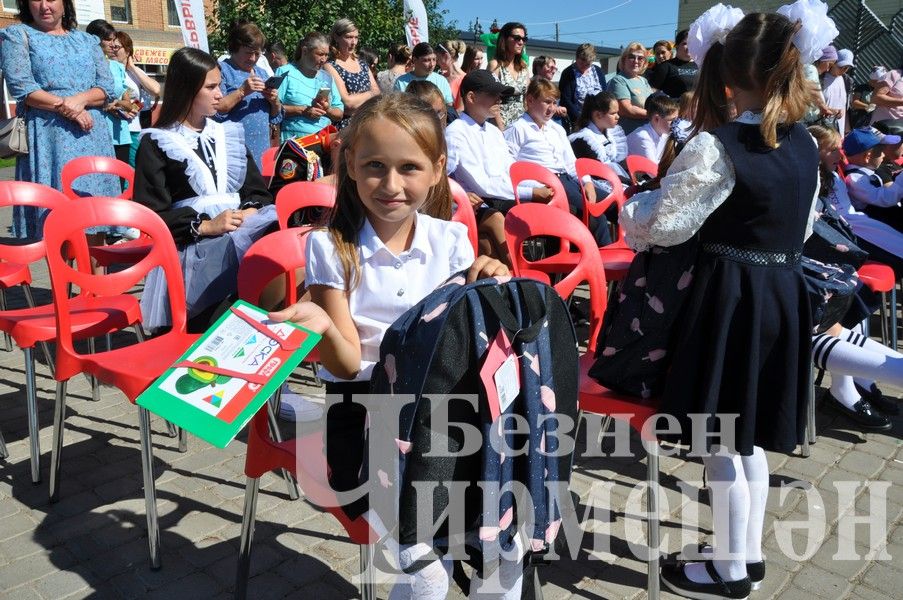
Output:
[{"xmin": 621, "ymin": 115, "xmax": 819, "ymax": 252}]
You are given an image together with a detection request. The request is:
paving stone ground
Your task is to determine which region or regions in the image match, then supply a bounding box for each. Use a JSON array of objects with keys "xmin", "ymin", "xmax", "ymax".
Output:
[{"xmin": 0, "ymin": 168, "xmax": 902, "ymax": 599}]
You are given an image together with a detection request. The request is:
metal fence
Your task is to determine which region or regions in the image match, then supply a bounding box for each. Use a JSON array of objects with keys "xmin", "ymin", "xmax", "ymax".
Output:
[{"xmin": 830, "ymin": 0, "xmax": 903, "ymax": 83}]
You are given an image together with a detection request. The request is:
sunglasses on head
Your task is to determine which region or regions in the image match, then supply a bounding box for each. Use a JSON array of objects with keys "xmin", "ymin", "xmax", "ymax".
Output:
[{"xmin": 510, "ymin": 35, "xmax": 528, "ymax": 43}]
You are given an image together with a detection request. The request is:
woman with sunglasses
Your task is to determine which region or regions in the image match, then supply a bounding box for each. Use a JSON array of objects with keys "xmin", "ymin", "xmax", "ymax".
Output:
[
  {"xmin": 488, "ymin": 21, "xmax": 530, "ymax": 128},
  {"xmin": 608, "ymin": 42, "xmax": 655, "ymax": 134},
  {"xmin": 214, "ymin": 20, "xmax": 283, "ymax": 172}
]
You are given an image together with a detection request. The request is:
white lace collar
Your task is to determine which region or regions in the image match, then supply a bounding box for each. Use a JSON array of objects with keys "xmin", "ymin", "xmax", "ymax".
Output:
[
  {"xmin": 142, "ymin": 119, "xmax": 248, "ymax": 197},
  {"xmin": 734, "ymin": 110, "xmax": 763, "ymax": 124}
]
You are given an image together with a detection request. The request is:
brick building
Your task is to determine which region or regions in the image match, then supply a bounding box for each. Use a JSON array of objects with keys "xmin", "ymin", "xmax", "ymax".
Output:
[{"xmin": 0, "ymin": 0, "xmax": 215, "ymax": 77}]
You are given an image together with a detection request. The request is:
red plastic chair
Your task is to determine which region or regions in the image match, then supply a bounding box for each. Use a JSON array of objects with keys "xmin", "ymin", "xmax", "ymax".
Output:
[
  {"xmin": 0, "ymin": 182, "xmax": 141, "ymax": 482},
  {"xmin": 261, "ymin": 146, "xmax": 279, "ymax": 178},
  {"xmin": 60, "ymin": 156, "xmax": 154, "ymax": 268},
  {"xmin": 448, "ymin": 178, "xmax": 480, "ymax": 256},
  {"xmin": 858, "ymin": 261, "xmax": 897, "ymax": 349},
  {"xmin": 43, "ymin": 197, "xmax": 200, "ymax": 569},
  {"xmin": 275, "ymin": 180, "xmax": 336, "ymax": 229},
  {"xmin": 505, "ymin": 202, "xmax": 663, "ymax": 598},
  {"xmin": 626, "ymin": 155, "xmax": 659, "ymax": 185},
  {"xmin": 234, "ymin": 226, "xmax": 378, "ymax": 599},
  {"xmin": 575, "ymin": 158, "xmax": 636, "ymax": 282},
  {"xmin": 509, "ymin": 161, "xmax": 571, "ymax": 213}
]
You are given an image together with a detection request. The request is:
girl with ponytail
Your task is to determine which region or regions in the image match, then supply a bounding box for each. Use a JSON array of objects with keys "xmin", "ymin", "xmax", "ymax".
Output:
[{"xmin": 619, "ymin": 3, "xmax": 837, "ymax": 598}]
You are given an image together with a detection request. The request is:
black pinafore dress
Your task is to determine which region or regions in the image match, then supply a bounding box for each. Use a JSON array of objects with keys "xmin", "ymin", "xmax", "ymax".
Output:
[{"xmin": 659, "ymin": 121, "xmax": 819, "ymax": 455}]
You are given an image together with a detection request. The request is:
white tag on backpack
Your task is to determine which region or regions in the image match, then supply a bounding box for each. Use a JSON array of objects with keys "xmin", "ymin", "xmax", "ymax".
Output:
[{"xmin": 494, "ymin": 354, "xmax": 520, "ymax": 413}]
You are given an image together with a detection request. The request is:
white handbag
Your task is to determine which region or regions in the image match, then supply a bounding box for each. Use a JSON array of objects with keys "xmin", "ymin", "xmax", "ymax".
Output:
[{"xmin": 0, "ymin": 116, "xmax": 27, "ymax": 158}]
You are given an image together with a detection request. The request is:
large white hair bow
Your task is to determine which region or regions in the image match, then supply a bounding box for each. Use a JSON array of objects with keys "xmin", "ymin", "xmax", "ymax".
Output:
[
  {"xmin": 687, "ymin": 4, "xmax": 745, "ymax": 66},
  {"xmin": 777, "ymin": 0, "xmax": 839, "ymax": 64}
]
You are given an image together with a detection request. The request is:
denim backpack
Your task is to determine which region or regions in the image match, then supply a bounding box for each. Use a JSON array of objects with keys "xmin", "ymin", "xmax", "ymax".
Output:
[{"xmin": 369, "ymin": 274, "xmax": 579, "ymax": 558}]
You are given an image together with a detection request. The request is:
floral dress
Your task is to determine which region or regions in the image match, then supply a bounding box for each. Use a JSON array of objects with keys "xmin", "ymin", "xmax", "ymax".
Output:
[
  {"xmin": 328, "ymin": 58, "xmax": 372, "ymax": 130},
  {"xmin": 496, "ymin": 64, "xmax": 529, "ymax": 128},
  {"xmin": 0, "ymin": 24, "xmax": 118, "ymax": 238}
]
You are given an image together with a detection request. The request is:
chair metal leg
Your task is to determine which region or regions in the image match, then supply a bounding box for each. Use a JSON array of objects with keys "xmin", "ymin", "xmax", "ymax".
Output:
[
  {"xmin": 879, "ymin": 292, "xmax": 889, "ymax": 347},
  {"xmin": 20, "ymin": 284, "xmax": 55, "ymax": 373},
  {"xmin": 165, "ymin": 420, "xmax": 179, "ymax": 438},
  {"xmin": 138, "ymin": 407, "xmax": 161, "ymax": 570},
  {"xmin": 87, "ymin": 338, "xmax": 100, "ymax": 402},
  {"xmin": 360, "ymin": 544, "xmax": 376, "ymax": 600},
  {"xmin": 235, "ymin": 477, "xmax": 260, "ymax": 600},
  {"xmin": 49, "ymin": 380, "xmax": 68, "ymax": 502},
  {"xmin": 177, "ymin": 427, "xmax": 189, "ymax": 453},
  {"xmin": 0, "ymin": 425, "xmax": 8, "ymax": 459},
  {"xmin": 23, "ymin": 347, "xmax": 41, "ymax": 484},
  {"xmin": 267, "ymin": 402, "xmax": 299, "ymax": 500},
  {"xmin": 0, "ymin": 288, "xmax": 11, "ymax": 352},
  {"xmin": 646, "ymin": 443, "xmax": 660, "ymax": 600},
  {"xmin": 807, "ymin": 366, "xmax": 816, "ymax": 446},
  {"xmin": 891, "ymin": 286, "xmax": 898, "ymax": 352}
]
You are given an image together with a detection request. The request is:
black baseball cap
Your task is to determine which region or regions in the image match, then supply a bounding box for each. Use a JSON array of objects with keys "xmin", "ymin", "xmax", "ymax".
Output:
[{"xmin": 460, "ymin": 69, "xmax": 515, "ymax": 98}]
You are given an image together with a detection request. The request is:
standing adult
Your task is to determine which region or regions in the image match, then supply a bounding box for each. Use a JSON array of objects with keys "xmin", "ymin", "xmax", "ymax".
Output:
[
  {"xmin": 870, "ymin": 55, "xmax": 903, "ymax": 124},
  {"xmin": 558, "ymin": 43, "xmax": 607, "ymax": 123},
  {"xmin": 264, "ymin": 41, "xmax": 288, "ymax": 73},
  {"xmin": 215, "ymin": 21, "xmax": 283, "ymax": 170},
  {"xmin": 488, "ymin": 22, "xmax": 530, "ymax": 128},
  {"xmin": 322, "ymin": 18, "xmax": 379, "ymax": 130},
  {"xmin": 436, "ymin": 40, "xmax": 466, "ymax": 107},
  {"xmin": 275, "ymin": 32, "xmax": 344, "ymax": 143},
  {"xmin": 86, "ymin": 19, "xmax": 133, "ymax": 166},
  {"xmin": 460, "ymin": 44, "xmax": 485, "ymax": 73},
  {"xmin": 822, "ymin": 49, "xmax": 854, "ymax": 133},
  {"xmin": 0, "ymin": 0, "xmax": 118, "ymax": 238},
  {"xmin": 376, "ymin": 43, "xmax": 411, "ymax": 94},
  {"xmin": 646, "ymin": 30, "xmax": 699, "ymax": 98},
  {"xmin": 114, "ymin": 31, "xmax": 160, "ymax": 166},
  {"xmin": 607, "ymin": 42, "xmax": 654, "ymax": 134}
]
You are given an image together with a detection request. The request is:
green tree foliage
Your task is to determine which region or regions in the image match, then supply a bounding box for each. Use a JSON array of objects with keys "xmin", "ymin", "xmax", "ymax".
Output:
[{"xmin": 210, "ymin": 0, "xmax": 457, "ymax": 65}]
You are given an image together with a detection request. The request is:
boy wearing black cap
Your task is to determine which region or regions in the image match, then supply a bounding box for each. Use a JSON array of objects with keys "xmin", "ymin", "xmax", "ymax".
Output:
[
  {"xmin": 872, "ymin": 118, "xmax": 903, "ymax": 182},
  {"xmin": 843, "ymin": 126, "xmax": 903, "ymax": 230},
  {"xmin": 445, "ymin": 69, "xmax": 552, "ymax": 214}
]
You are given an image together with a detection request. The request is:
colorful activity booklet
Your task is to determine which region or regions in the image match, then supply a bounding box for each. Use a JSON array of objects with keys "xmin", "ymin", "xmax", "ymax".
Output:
[{"xmin": 137, "ymin": 300, "xmax": 321, "ymax": 448}]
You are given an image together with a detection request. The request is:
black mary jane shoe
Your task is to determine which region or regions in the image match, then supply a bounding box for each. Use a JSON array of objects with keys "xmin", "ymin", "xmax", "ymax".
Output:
[
  {"xmin": 854, "ymin": 383, "xmax": 900, "ymax": 415},
  {"xmin": 825, "ymin": 392, "xmax": 892, "ymax": 431},
  {"xmin": 696, "ymin": 544, "xmax": 765, "ymax": 591},
  {"xmin": 661, "ymin": 560, "xmax": 752, "ymax": 600}
]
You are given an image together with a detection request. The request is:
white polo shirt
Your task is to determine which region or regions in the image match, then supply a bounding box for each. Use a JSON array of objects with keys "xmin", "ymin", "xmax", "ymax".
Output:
[
  {"xmin": 305, "ymin": 213, "xmax": 474, "ymax": 382},
  {"xmin": 626, "ymin": 122, "xmax": 668, "ymax": 163}
]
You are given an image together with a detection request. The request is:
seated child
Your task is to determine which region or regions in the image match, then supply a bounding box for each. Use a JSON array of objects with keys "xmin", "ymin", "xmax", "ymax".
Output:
[
  {"xmin": 872, "ymin": 118, "xmax": 903, "ymax": 182},
  {"xmin": 568, "ymin": 91, "xmax": 630, "ymax": 182},
  {"xmin": 504, "ymin": 78, "xmax": 611, "ymax": 246},
  {"xmin": 843, "ymin": 126, "xmax": 903, "ymax": 231},
  {"xmin": 626, "ymin": 93, "xmax": 679, "ymax": 163}
]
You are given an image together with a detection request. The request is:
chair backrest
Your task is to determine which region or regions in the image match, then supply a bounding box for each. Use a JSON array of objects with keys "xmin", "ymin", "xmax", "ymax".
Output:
[
  {"xmin": 505, "ymin": 203, "xmax": 608, "ymax": 351},
  {"xmin": 237, "ymin": 227, "xmax": 314, "ymax": 306},
  {"xmin": 261, "ymin": 146, "xmax": 279, "ymax": 178},
  {"xmin": 625, "ymin": 155, "xmax": 658, "ymax": 185},
  {"xmin": 42, "ymin": 198, "xmax": 188, "ymax": 378},
  {"xmin": 275, "ymin": 181, "xmax": 336, "ymax": 229},
  {"xmin": 575, "ymin": 158, "xmax": 628, "ymax": 236},
  {"xmin": 448, "ymin": 178, "xmax": 479, "ymax": 256},
  {"xmin": 509, "ymin": 161, "xmax": 571, "ymax": 213},
  {"xmin": 60, "ymin": 156, "xmax": 135, "ymax": 201},
  {"xmin": 0, "ymin": 181, "xmax": 69, "ymax": 266}
]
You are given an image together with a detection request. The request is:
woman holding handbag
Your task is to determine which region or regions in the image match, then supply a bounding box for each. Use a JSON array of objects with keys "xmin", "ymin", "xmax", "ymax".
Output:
[{"xmin": 0, "ymin": 0, "xmax": 119, "ymax": 239}]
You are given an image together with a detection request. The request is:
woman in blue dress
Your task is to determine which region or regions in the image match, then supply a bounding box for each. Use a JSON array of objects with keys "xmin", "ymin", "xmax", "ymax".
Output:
[
  {"xmin": 0, "ymin": 0, "xmax": 118, "ymax": 239},
  {"xmin": 214, "ymin": 21, "xmax": 283, "ymax": 172}
]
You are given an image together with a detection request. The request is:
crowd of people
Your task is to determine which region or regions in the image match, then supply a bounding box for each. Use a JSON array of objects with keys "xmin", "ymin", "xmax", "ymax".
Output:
[{"xmin": 3, "ymin": 1, "xmax": 903, "ymax": 598}]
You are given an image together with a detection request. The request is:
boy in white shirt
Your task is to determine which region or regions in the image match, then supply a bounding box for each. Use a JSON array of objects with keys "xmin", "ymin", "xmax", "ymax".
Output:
[
  {"xmin": 626, "ymin": 94, "xmax": 678, "ymax": 162},
  {"xmin": 843, "ymin": 126, "xmax": 903, "ymax": 231}
]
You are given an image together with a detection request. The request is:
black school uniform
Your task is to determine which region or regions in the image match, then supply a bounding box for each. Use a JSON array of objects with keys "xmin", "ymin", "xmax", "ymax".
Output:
[{"xmin": 659, "ymin": 121, "xmax": 819, "ymax": 455}]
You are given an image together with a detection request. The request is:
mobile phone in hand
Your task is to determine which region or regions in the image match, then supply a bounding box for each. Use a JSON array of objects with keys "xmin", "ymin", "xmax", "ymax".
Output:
[
  {"xmin": 264, "ymin": 73, "xmax": 287, "ymax": 89},
  {"xmin": 314, "ymin": 87, "xmax": 331, "ymax": 104}
]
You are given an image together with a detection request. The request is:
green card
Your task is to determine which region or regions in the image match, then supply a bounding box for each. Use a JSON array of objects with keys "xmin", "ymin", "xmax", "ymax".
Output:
[{"xmin": 137, "ymin": 300, "xmax": 321, "ymax": 448}]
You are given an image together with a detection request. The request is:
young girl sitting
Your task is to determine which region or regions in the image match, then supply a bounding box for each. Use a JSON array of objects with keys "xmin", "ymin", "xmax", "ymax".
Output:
[
  {"xmin": 133, "ymin": 47, "xmax": 278, "ymax": 332},
  {"xmin": 505, "ymin": 78, "xmax": 610, "ymax": 246},
  {"xmin": 568, "ymin": 91, "xmax": 630, "ymax": 182},
  {"xmin": 621, "ymin": 3, "xmax": 835, "ymax": 598},
  {"xmin": 270, "ymin": 93, "xmax": 512, "ymax": 598}
]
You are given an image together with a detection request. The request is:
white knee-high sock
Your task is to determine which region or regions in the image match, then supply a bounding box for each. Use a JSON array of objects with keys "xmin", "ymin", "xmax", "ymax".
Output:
[
  {"xmin": 740, "ymin": 447, "xmax": 769, "ymax": 564},
  {"xmin": 390, "ymin": 543, "xmax": 452, "ymax": 600},
  {"xmin": 829, "ymin": 374, "xmax": 863, "ymax": 410},
  {"xmin": 685, "ymin": 449, "xmax": 749, "ymax": 584},
  {"xmin": 813, "ymin": 330, "xmax": 903, "ymax": 390}
]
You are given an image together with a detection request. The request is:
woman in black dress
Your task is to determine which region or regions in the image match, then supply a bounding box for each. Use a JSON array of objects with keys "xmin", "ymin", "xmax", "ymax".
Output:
[{"xmin": 621, "ymin": 5, "xmax": 834, "ymax": 598}]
